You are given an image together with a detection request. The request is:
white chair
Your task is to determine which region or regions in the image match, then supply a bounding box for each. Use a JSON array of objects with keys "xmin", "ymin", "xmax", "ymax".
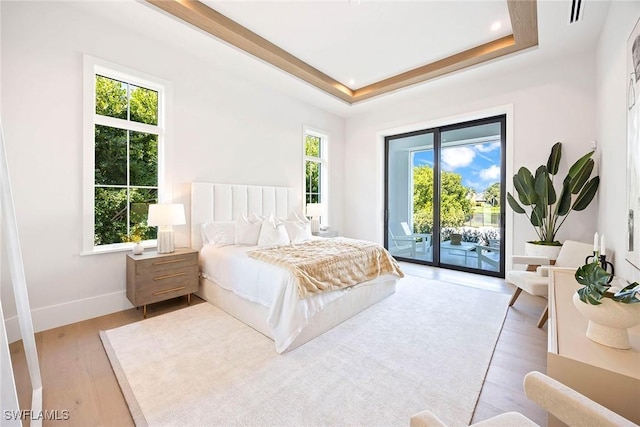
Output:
[
  {"xmin": 475, "ymin": 243, "xmax": 500, "ymax": 270},
  {"xmin": 505, "ymin": 240, "xmax": 595, "ymax": 328},
  {"xmin": 388, "ymin": 222, "xmax": 432, "ymax": 258},
  {"xmin": 400, "ymin": 222, "xmax": 432, "ymax": 255},
  {"xmin": 410, "ymin": 371, "xmax": 636, "ymax": 427}
]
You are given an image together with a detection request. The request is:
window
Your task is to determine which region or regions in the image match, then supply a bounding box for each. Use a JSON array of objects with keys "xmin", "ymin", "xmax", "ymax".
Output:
[
  {"xmin": 304, "ymin": 128, "xmax": 328, "ymax": 222},
  {"xmin": 83, "ymin": 56, "xmax": 170, "ymax": 253}
]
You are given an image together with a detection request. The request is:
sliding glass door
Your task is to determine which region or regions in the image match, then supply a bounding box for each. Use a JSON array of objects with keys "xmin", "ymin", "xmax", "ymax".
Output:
[{"xmin": 385, "ymin": 115, "xmax": 506, "ymax": 277}]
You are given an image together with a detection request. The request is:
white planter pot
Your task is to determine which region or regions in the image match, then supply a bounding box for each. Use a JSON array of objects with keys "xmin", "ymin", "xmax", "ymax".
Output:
[
  {"xmin": 524, "ymin": 242, "xmax": 562, "ymax": 261},
  {"xmin": 572, "ymin": 293, "xmax": 640, "ymax": 349}
]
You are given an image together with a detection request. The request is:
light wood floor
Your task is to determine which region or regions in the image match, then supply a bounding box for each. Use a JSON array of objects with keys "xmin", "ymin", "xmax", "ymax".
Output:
[{"xmin": 10, "ymin": 265, "xmax": 548, "ymax": 426}]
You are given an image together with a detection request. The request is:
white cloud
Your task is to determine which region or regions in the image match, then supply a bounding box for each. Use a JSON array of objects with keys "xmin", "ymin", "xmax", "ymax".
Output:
[
  {"xmin": 441, "ymin": 147, "xmax": 475, "ymax": 170},
  {"xmin": 480, "ymin": 165, "xmax": 501, "ymax": 181},
  {"xmin": 475, "ymin": 141, "xmax": 501, "ymax": 153}
]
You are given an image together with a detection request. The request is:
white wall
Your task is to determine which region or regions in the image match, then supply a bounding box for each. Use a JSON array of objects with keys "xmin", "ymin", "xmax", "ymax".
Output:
[
  {"xmin": 344, "ymin": 51, "xmax": 599, "ymax": 266},
  {"xmin": 0, "ymin": 1, "xmax": 344, "ymax": 341},
  {"xmin": 597, "ymin": 2, "xmax": 640, "ymax": 284}
]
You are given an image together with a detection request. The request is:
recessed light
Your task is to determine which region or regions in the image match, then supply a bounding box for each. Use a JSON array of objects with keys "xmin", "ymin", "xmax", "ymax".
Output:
[
  {"xmin": 348, "ymin": 79, "xmax": 356, "ymax": 87},
  {"xmin": 490, "ymin": 21, "xmax": 502, "ymax": 31}
]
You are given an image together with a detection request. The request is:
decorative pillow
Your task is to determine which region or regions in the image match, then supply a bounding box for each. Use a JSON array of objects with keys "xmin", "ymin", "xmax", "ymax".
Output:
[
  {"xmin": 249, "ymin": 211, "xmax": 265, "ymax": 223},
  {"xmin": 284, "ymin": 219, "xmax": 312, "ymax": 243},
  {"xmin": 258, "ymin": 214, "xmax": 290, "ymax": 247},
  {"xmin": 293, "ymin": 210, "xmax": 311, "ymax": 224},
  {"xmin": 202, "ymin": 221, "xmax": 236, "ymax": 247},
  {"xmin": 235, "ymin": 215, "xmax": 263, "ymax": 246}
]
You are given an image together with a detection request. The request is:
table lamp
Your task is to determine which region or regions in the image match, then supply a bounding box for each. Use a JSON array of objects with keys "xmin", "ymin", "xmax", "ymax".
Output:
[
  {"xmin": 306, "ymin": 203, "xmax": 324, "ymax": 234},
  {"xmin": 148, "ymin": 203, "xmax": 185, "ymax": 254}
]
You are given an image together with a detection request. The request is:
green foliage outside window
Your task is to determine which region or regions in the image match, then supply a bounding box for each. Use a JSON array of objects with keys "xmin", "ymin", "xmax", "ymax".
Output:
[
  {"xmin": 94, "ymin": 75, "xmax": 159, "ymax": 246},
  {"xmin": 483, "ymin": 182, "xmax": 501, "ymax": 207},
  {"xmin": 412, "ymin": 165, "xmax": 473, "ymax": 233},
  {"xmin": 305, "ymin": 135, "xmax": 322, "ymax": 204}
]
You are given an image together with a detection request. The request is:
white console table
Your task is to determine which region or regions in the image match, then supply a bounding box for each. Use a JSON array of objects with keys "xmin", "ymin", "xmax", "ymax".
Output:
[{"xmin": 547, "ymin": 268, "xmax": 640, "ymax": 426}]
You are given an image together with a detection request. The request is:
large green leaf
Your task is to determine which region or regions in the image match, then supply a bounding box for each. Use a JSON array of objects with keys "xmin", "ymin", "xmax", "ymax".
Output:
[
  {"xmin": 555, "ymin": 182, "xmax": 572, "ymax": 216},
  {"xmin": 613, "ymin": 282, "xmax": 640, "ymax": 304},
  {"xmin": 534, "ymin": 167, "xmax": 556, "ymax": 205},
  {"xmin": 568, "ymin": 158, "xmax": 594, "ymax": 194},
  {"xmin": 531, "ymin": 203, "xmax": 545, "ymax": 227},
  {"xmin": 546, "ymin": 142, "xmax": 562, "ymax": 175},
  {"xmin": 567, "ymin": 150, "xmax": 595, "ymax": 180},
  {"xmin": 513, "ymin": 167, "xmax": 537, "ymax": 206},
  {"xmin": 572, "ymin": 177, "xmax": 600, "ymax": 211},
  {"xmin": 507, "ymin": 192, "xmax": 526, "ymax": 214},
  {"xmin": 575, "ymin": 262, "xmax": 612, "ymax": 305}
]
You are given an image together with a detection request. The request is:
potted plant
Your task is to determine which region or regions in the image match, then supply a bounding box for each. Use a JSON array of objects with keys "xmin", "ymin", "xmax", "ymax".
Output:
[
  {"xmin": 122, "ymin": 225, "xmax": 145, "ymax": 255},
  {"xmin": 507, "ymin": 142, "xmax": 600, "ymax": 259},
  {"xmin": 572, "ymin": 261, "xmax": 640, "ymax": 349}
]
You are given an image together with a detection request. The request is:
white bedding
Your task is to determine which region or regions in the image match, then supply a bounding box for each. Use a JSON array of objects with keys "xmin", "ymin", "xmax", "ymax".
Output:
[{"xmin": 199, "ymin": 242, "xmax": 395, "ymax": 353}]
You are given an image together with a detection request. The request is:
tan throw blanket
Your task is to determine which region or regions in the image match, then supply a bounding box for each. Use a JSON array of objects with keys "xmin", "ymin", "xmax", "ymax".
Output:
[{"xmin": 247, "ymin": 238, "xmax": 404, "ymax": 298}]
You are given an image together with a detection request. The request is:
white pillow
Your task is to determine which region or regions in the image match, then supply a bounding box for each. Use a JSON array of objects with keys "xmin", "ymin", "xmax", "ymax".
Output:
[
  {"xmin": 249, "ymin": 211, "xmax": 265, "ymax": 223},
  {"xmin": 202, "ymin": 221, "xmax": 236, "ymax": 247},
  {"xmin": 285, "ymin": 210, "xmax": 309, "ymax": 223},
  {"xmin": 258, "ymin": 215, "xmax": 290, "ymax": 247},
  {"xmin": 235, "ymin": 215, "xmax": 262, "ymax": 246},
  {"xmin": 284, "ymin": 219, "xmax": 312, "ymax": 243}
]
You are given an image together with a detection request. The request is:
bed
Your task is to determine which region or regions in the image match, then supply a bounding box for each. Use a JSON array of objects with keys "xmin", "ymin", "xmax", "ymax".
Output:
[{"xmin": 190, "ymin": 182, "xmax": 402, "ymax": 353}]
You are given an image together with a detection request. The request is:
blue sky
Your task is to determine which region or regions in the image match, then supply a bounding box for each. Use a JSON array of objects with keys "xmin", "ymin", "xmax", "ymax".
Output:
[{"xmin": 412, "ymin": 141, "xmax": 501, "ymax": 193}]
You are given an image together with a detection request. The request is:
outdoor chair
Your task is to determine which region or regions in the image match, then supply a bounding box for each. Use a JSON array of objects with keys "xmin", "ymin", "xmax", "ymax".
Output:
[{"xmin": 388, "ymin": 222, "xmax": 431, "ymax": 258}]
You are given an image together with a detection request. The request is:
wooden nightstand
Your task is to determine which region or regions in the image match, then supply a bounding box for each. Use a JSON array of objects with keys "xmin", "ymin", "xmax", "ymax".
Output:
[{"xmin": 126, "ymin": 247, "xmax": 199, "ymax": 318}]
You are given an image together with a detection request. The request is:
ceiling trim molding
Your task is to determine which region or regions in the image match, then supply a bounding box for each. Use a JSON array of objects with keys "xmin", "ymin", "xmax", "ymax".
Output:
[{"xmin": 146, "ymin": 0, "xmax": 538, "ymax": 105}]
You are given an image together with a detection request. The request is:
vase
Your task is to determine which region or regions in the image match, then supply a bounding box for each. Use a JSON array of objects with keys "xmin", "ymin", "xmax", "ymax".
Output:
[
  {"xmin": 524, "ymin": 242, "xmax": 562, "ymax": 261},
  {"xmin": 132, "ymin": 242, "xmax": 144, "ymax": 255},
  {"xmin": 572, "ymin": 293, "xmax": 640, "ymax": 349}
]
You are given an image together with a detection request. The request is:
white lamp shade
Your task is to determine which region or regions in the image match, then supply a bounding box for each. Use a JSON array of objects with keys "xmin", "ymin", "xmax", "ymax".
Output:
[
  {"xmin": 306, "ymin": 203, "xmax": 324, "ymax": 218},
  {"xmin": 147, "ymin": 203, "xmax": 186, "ymax": 226}
]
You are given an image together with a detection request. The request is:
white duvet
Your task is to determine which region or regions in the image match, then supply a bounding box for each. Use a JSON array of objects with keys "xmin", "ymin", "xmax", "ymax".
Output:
[{"xmin": 199, "ymin": 242, "xmax": 390, "ymax": 353}]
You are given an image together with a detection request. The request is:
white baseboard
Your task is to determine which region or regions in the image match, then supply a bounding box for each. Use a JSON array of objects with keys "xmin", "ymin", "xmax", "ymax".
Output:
[{"xmin": 5, "ymin": 291, "xmax": 133, "ymax": 344}]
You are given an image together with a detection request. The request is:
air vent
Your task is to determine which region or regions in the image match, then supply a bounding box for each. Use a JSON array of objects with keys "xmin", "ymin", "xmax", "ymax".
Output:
[{"xmin": 569, "ymin": 0, "xmax": 584, "ymax": 24}]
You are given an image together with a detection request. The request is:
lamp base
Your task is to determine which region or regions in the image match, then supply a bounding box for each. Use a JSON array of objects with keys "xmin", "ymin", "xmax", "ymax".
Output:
[
  {"xmin": 157, "ymin": 228, "xmax": 175, "ymax": 254},
  {"xmin": 310, "ymin": 218, "xmax": 320, "ymax": 234}
]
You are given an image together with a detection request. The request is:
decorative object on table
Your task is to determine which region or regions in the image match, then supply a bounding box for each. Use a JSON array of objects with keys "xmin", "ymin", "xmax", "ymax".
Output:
[
  {"xmin": 450, "ymin": 233, "xmax": 462, "ymax": 245},
  {"xmin": 573, "ymin": 261, "xmax": 640, "ymax": 349},
  {"xmin": 306, "ymin": 202, "xmax": 324, "ymax": 235},
  {"xmin": 147, "ymin": 203, "xmax": 186, "ymax": 254},
  {"xmin": 507, "ymin": 142, "xmax": 600, "ymax": 257},
  {"xmin": 122, "ymin": 225, "xmax": 145, "ymax": 255},
  {"xmin": 585, "ymin": 232, "xmax": 614, "ymax": 282}
]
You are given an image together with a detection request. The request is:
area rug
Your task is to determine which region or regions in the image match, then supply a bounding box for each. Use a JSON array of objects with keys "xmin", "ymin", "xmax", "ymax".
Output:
[{"xmin": 100, "ymin": 275, "xmax": 509, "ymax": 427}]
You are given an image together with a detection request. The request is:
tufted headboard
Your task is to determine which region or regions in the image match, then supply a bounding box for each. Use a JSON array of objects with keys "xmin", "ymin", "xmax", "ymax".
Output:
[{"xmin": 190, "ymin": 182, "xmax": 298, "ymax": 250}]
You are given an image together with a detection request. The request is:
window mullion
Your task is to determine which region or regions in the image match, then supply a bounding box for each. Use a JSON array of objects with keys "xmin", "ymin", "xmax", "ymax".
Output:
[{"xmin": 94, "ymin": 115, "xmax": 159, "ymax": 135}]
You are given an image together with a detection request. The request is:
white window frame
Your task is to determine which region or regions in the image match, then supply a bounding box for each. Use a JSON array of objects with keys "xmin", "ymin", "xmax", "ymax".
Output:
[
  {"xmin": 82, "ymin": 55, "xmax": 173, "ymax": 255},
  {"xmin": 303, "ymin": 126, "xmax": 329, "ymax": 226}
]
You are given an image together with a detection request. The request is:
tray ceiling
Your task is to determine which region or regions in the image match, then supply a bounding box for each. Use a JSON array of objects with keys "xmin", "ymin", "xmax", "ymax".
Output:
[{"xmin": 146, "ymin": 0, "xmax": 538, "ymax": 104}]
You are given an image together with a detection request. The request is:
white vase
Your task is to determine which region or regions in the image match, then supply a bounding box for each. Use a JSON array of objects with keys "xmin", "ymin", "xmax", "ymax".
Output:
[
  {"xmin": 132, "ymin": 242, "xmax": 144, "ymax": 255},
  {"xmin": 572, "ymin": 293, "xmax": 640, "ymax": 349},
  {"xmin": 524, "ymin": 242, "xmax": 562, "ymax": 261}
]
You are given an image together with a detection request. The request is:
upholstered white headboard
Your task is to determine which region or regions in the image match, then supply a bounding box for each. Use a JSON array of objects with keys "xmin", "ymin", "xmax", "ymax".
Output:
[{"xmin": 190, "ymin": 182, "xmax": 298, "ymax": 249}]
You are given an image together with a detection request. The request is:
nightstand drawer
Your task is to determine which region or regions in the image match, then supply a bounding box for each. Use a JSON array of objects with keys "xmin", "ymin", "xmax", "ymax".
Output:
[
  {"xmin": 134, "ymin": 253, "xmax": 198, "ymax": 275},
  {"xmin": 134, "ymin": 268, "xmax": 199, "ymax": 305}
]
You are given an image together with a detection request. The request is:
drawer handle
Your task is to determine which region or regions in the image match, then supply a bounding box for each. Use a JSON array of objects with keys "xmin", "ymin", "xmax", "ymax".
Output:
[
  {"xmin": 153, "ymin": 286, "xmax": 186, "ymax": 296},
  {"xmin": 153, "ymin": 258, "xmax": 187, "ymax": 266},
  {"xmin": 153, "ymin": 272, "xmax": 186, "ymax": 281}
]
